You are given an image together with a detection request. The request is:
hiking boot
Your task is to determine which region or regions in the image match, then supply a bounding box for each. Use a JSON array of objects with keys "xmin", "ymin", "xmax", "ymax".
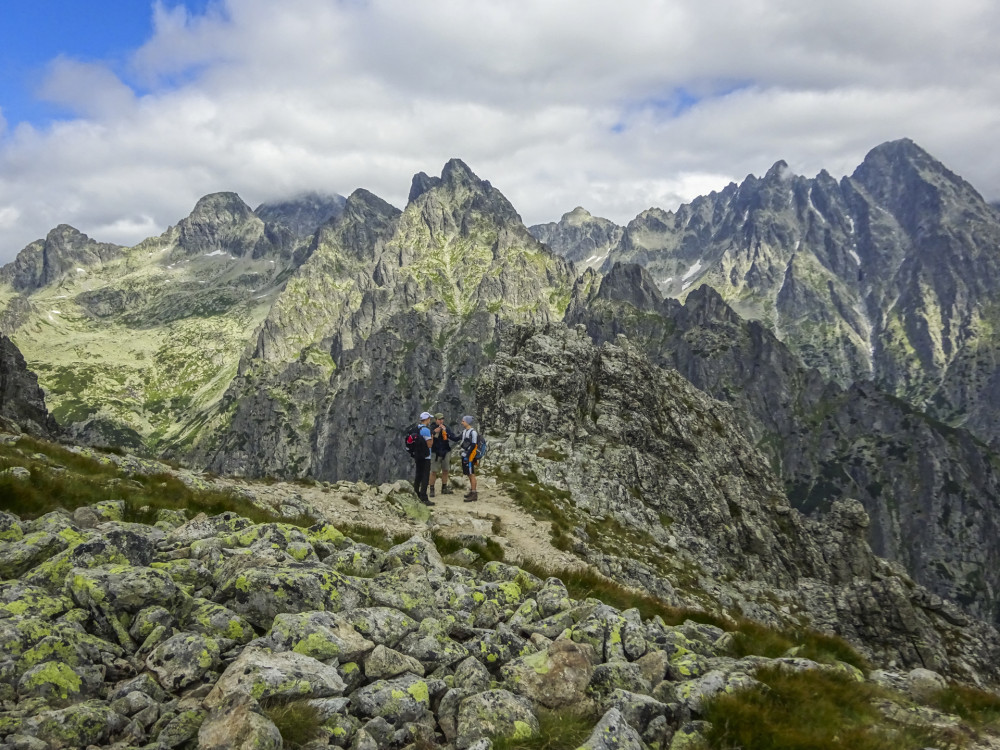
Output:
[
  {"xmin": 463, "ymin": 491, "xmax": 478, "ymax": 503},
  {"xmin": 429, "ymin": 486, "xmax": 435, "ymax": 498},
  {"xmin": 441, "ymin": 486, "xmax": 453, "ymax": 495},
  {"xmin": 420, "ymin": 495, "xmax": 435, "ymax": 506}
]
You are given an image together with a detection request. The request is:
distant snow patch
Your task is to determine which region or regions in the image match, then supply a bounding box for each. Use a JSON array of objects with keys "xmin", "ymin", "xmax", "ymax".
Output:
[
  {"xmin": 660, "ymin": 277, "xmax": 674, "ymax": 285},
  {"xmin": 76, "ymin": 267, "xmax": 86, "ymax": 273},
  {"xmin": 204, "ymin": 250, "xmax": 230, "ymax": 258},
  {"xmin": 681, "ymin": 260, "xmax": 703, "ymax": 282},
  {"xmin": 848, "ymin": 249, "xmax": 861, "ymax": 265},
  {"xmin": 50, "ymin": 310, "xmax": 61, "ymax": 315},
  {"xmin": 682, "ymin": 281, "xmax": 693, "ymax": 292}
]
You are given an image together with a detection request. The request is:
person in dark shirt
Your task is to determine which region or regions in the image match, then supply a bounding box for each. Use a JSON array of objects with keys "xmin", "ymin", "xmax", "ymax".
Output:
[
  {"xmin": 428, "ymin": 412, "xmax": 454, "ymax": 497},
  {"xmin": 413, "ymin": 411, "xmax": 434, "ymax": 506}
]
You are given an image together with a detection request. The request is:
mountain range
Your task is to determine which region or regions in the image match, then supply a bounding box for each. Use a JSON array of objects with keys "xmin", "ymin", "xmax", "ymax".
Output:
[{"xmin": 3, "ymin": 139, "xmax": 1000, "ymax": 641}]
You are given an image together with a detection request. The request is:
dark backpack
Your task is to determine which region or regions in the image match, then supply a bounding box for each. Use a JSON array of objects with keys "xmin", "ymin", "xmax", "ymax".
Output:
[
  {"xmin": 476, "ymin": 433, "xmax": 488, "ymax": 463},
  {"xmin": 404, "ymin": 424, "xmax": 425, "ymax": 458}
]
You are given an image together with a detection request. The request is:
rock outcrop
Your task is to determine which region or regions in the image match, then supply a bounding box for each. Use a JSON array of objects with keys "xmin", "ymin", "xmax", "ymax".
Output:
[
  {"xmin": 477, "ymin": 325, "xmax": 1000, "ymax": 681},
  {"xmin": 530, "ymin": 207, "xmax": 623, "ymax": 268},
  {"xmin": 0, "ymin": 335, "xmax": 58, "ymax": 438},
  {"xmin": 0, "ymin": 226, "xmax": 123, "ymax": 293}
]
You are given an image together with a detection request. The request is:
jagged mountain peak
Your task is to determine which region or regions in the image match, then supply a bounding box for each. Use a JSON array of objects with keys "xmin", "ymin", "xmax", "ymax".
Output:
[
  {"xmin": 185, "ymin": 191, "xmax": 255, "ymax": 222},
  {"xmin": 764, "ymin": 159, "xmax": 793, "ymax": 182},
  {"xmin": 254, "ymin": 191, "xmax": 346, "ymax": 239},
  {"xmin": 0, "ymin": 223, "xmax": 124, "ymax": 293},
  {"xmin": 597, "ymin": 262, "xmax": 663, "ymax": 309}
]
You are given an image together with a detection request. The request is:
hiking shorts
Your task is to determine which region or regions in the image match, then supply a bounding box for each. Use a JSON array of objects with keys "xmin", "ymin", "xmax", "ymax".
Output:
[
  {"xmin": 462, "ymin": 457, "xmax": 477, "ymax": 476},
  {"xmin": 430, "ymin": 453, "xmax": 450, "ymax": 473}
]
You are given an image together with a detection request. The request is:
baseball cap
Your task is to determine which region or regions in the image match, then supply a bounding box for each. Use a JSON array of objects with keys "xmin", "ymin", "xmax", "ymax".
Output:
[
  {"xmin": 419, "ymin": 411, "xmax": 433, "ymax": 420},
  {"xmin": 434, "ymin": 412, "xmax": 445, "ymax": 419}
]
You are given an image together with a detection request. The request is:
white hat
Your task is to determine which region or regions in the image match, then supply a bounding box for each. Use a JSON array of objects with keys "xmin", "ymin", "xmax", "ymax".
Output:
[{"xmin": 419, "ymin": 411, "xmax": 433, "ymax": 420}]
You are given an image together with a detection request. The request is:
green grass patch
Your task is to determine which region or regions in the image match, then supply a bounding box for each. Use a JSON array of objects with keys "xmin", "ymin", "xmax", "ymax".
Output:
[
  {"xmin": 0, "ymin": 436, "xmax": 308, "ymax": 527},
  {"xmin": 334, "ymin": 522, "xmax": 411, "ymax": 550},
  {"xmin": 730, "ymin": 620, "xmax": 870, "ymax": 672},
  {"xmin": 492, "ymin": 707, "xmax": 597, "ymax": 750},
  {"xmin": 927, "ymin": 683, "xmax": 1000, "ymax": 727},
  {"xmin": 703, "ymin": 666, "xmax": 948, "ymax": 750},
  {"xmin": 261, "ymin": 699, "xmax": 324, "ymax": 749}
]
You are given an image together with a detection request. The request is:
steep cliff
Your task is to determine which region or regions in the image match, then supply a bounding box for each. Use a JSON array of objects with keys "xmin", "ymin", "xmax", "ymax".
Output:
[
  {"xmin": 566, "ymin": 263, "xmax": 1000, "ymax": 626},
  {"xmin": 0, "ymin": 335, "xmax": 59, "ymax": 438},
  {"xmin": 478, "ymin": 324, "xmax": 1000, "ymax": 680}
]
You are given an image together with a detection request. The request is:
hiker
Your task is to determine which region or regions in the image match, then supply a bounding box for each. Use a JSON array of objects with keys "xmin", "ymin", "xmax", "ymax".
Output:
[
  {"xmin": 412, "ymin": 411, "xmax": 434, "ymax": 506},
  {"xmin": 428, "ymin": 412, "xmax": 454, "ymax": 498},
  {"xmin": 460, "ymin": 415, "xmax": 480, "ymax": 503}
]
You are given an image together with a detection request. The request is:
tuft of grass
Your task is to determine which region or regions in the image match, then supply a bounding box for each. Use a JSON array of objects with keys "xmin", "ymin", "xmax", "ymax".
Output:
[
  {"xmin": 262, "ymin": 699, "xmax": 324, "ymax": 748},
  {"xmin": 335, "ymin": 522, "xmax": 411, "ymax": 550},
  {"xmin": 927, "ymin": 683, "xmax": 1000, "ymax": 727},
  {"xmin": 703, "ymin": 666, "xmax": 948, "ymax": 750},
  {"xmin": 491, "ymin": 707, "xmax": 597, "ymax": 750},
  {"xmin": 730, "ymin": 620, "xmax": 870, "ymax": 672},
  {"xmin": 431, "ymin": 533, "xmax": 506, "ymax": 567}
]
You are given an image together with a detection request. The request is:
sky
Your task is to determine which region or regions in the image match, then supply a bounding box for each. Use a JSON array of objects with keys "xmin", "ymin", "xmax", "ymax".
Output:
[{"xmin": 1, "ymin": 0, "xmax": 999, "ymax": 264}]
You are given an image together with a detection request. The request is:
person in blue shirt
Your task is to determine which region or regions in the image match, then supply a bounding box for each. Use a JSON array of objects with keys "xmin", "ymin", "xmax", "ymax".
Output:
[{"xmin": 413, "ymin": 411, "xmax": 434, "ymax": 506}]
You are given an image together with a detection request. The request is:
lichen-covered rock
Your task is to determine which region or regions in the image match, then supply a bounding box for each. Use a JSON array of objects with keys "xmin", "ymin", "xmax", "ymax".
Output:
[
  {"xmin": 0, "ymin": 531, "xmax": 67, "ymax": 579},
  {"xmin": 326, "ymin": 543, "xmax": 384, "ymax": 577},
  {"xmin": 20, "ymin": 700, "xmax": 126, "ymax": 749},
  {"xmin": 669, "ymin": 720, "xmax": 712, "ymax": 749},
  {"xmin": 454, "ymin": 655, "xmax": 491, "ymax": 693},
  {"xmin": 588, "ymin": 661, "xmax": 652, "ymax": 700},
  {"xmin": 151, "ymin": 557, "xmax": 214, "ymax": 593},
  {"xmin": 129, "ymin": 605, "xmax": 177, "ymax": 643},
  {"xmin": 17, "ymin": 661, "xmax": 103, "ymax": 706},
  {"xmin": 578, "ymin": 707, "xmax": 646, "ymax": 750},
  {"xmin": 145, "ymin": 631, "xmax": 221, "ymax": 691},
  {"xmin": 204, "ymin": 646, "xmax": 347, "ymax": 708},
  {"xmin": 268, "ymin": 610, "xmax": 375, "ymax": 661},
  {"xmin": 466, "ymin": 623, "xmax": 534, "ymax": 670},
  {"xmin": 214, "ymin": 564, "xmax": 359, "ymax": 628},
  {"xmin": 455, "ymin": 689, "xmax": 539, "ymax": 749},
  {"xmin": 500, "ymin": 638, "xmax": 596, "ymax": 709},
  {"xmin": 674, "ymin": 669, "xmax": 759, "ymax": 714},
  {"xmin": 67, "ymin": 563, "xmax": 185, "ymax": 614},
  {"xmin": 397, "ymin": 617, "xmax": 470, "ymax": 671},
  {"xmin": 154, "ymin": 707, "xmax": 208, "ymax": 749},
  {"xmin": 367, "ymin": 564, "xmax": 440, "ymax": 619},
  {"xmin": 184, "ymin": 597, "xmax": 256, "ymax": 643},
  {"xmin": 349, "ymin": 673, "xmax": 434, "ymax": 727},
  {"xmin": 0, "ymin": 510, "xmax": 24, "ymax": 542},
  {"xmin": 604, "ymin": 689, "xmax": 676, "ymax": 738},
  {"xmin": 0, "ymin": 581, "xmax": 73, "ymax": 620},
  {"xmin": 364, "ymin": 644, "xmax": 425, "ymax": 679}
]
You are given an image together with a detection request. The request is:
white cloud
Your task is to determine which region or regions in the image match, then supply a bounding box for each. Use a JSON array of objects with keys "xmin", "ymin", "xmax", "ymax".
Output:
[{"xmin": 1, "ymin": 0, "xmax": 1000, "ymax": 262}]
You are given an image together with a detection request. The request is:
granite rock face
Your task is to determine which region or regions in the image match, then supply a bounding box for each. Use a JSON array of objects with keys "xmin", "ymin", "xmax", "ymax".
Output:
[
  {"xmin": 0, "ymin": 335, "xmax": 58, "ymax": 438},
  {"xmin": 566, "ymin": 263, "xmax": 1000, "ymax": 626}
]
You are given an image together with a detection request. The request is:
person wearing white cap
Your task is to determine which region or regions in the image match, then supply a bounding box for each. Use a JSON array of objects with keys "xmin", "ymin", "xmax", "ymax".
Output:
[
  {"xmin": 413, "ymin": 412, "xmax": 434, "ymax": 505},
  {"xmin": 460, "ymin": 415, "xmax": 479, "ymax": 502}
]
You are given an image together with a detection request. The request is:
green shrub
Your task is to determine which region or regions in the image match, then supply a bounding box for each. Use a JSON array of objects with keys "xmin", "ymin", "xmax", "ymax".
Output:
[
  {"xmin": 262, "ymin": 699, "xmax": 323, "ymax": 748},
  {"xmin": 703, "ymin": 666, "xmax": 946, "ymax": 750},
  {"xmin": 927, "ymin": 682, "xmax": 1000, "ymax": 727}
]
